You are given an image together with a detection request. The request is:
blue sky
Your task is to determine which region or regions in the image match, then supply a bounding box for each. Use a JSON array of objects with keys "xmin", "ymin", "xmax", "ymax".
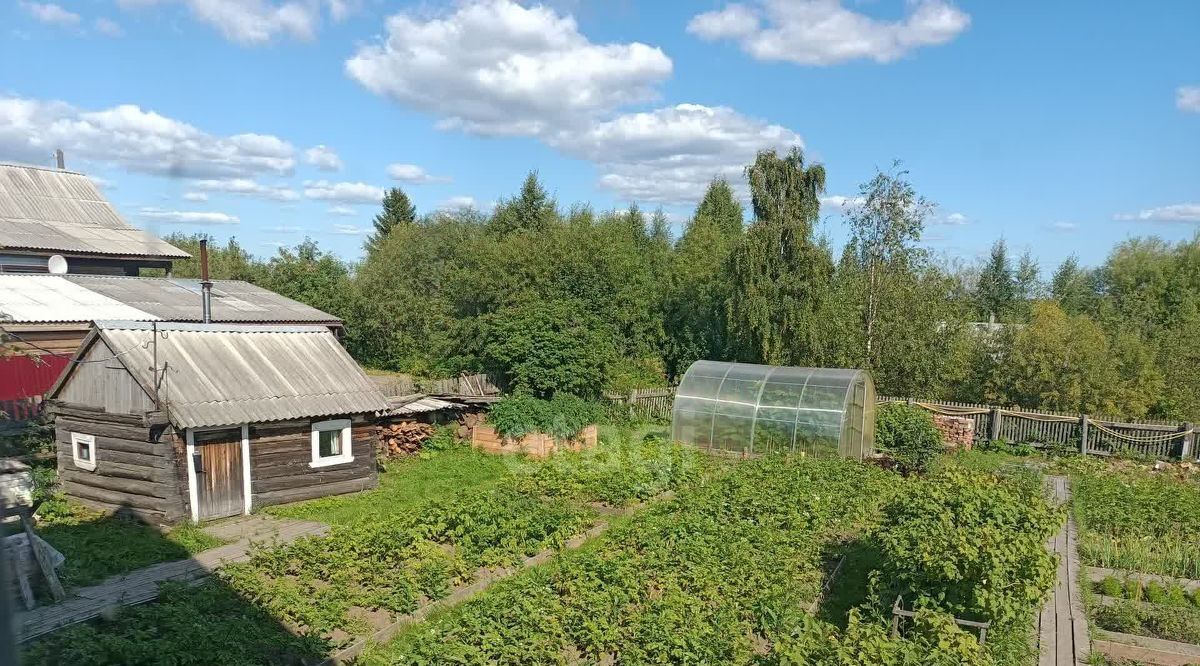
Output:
[{"xmin": 1, "ymin": 0, "xmax": 1197, "ymax": 272}]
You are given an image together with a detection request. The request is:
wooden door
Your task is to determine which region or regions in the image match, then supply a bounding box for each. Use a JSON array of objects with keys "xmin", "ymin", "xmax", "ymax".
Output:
[{"xmin": 193, "ymin": 428, "xmax": 244, "ymax": 521}]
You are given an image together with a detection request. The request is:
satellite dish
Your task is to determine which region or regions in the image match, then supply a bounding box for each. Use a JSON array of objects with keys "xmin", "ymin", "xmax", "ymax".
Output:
[{"xmin": 47, "ymin": 255, "xmax": 68, "ymax": 275}]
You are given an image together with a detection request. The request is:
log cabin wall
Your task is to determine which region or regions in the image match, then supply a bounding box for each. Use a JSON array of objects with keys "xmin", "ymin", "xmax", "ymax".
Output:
[
  {"xmin": 52, "ymin": 404, "xmax": 188, "ymax": 525},
  {"xmin": 247, "ymin": 416, "xmax": 379, "ymax": 509}
]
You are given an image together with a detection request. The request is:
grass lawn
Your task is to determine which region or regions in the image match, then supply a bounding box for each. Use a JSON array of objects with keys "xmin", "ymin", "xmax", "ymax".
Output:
[
  {"xmin": 263, "ymin": 446, "xmax": 512, "ymax": 526},
  {"xmin": 31, "ymin": 498, "xmax": 224, "ymax": 587}
]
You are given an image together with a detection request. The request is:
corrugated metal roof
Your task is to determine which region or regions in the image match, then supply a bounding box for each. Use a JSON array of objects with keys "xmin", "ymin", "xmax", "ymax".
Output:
[
  {"xmin": 0, "ymin": 275, "xmax": 341, "ymax": 325},
  {"xmin": 65, "ymin": 275, "xmax": 342, "ymax": 324},
  {"xmin": 92, "ymin": 321, "xmax": 388, "ymax": 429},
  {"xmin": 0, "ymin": 275, "xmax": 160, "ymax": 322},
  {"xmin": 389, "ymin": 396, "xmax": 463, "ymax": 415},
  {"xmin": 0, "ymin": 164, "xmax": 188, "ymax": 259}
]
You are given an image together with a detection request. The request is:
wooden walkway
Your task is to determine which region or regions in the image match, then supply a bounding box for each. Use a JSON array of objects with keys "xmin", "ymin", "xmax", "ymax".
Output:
[
  {"xmin": 1036, "ymin": 475, "xmax": 1089, "ymax": 666},
  {"xmin": 14, "ymin": 515, "xmax": 327, "ymax": 643}
]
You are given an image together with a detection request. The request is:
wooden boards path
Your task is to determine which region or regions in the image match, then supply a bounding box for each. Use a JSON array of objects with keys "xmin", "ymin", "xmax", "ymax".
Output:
[
  {"xmin": 1036, "ymin": 475, "xmax": 1090, "ymax": 666},
  {"xmin": 14, "ymin": 515, "xmax": 327, "ymax": 643}
]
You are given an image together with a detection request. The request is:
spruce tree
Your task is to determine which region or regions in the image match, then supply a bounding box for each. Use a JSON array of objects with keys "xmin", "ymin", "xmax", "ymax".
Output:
[{"xmin": 366, "ymin": 187, "xmax": 416, "ymax": 254}]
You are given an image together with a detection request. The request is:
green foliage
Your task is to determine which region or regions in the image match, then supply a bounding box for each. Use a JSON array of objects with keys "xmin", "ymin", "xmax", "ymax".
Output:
[
  {"xmin": 975, "ymin": 239, "xmax": 1015, "ymax": 321},
  {"xmin": 222, "ymin": 486, "xmax": 595, "ymax": 635},
  {"xmin": 23, "ymin": 580, "xmax": 329, "ymax": 665},
  {"xmin": 977, "ymin": 438, "xmax": 1036, "ymax": 457},
  {"xmin": 875, "ymin": 403, "xmax": 944, "ymax": 473},
  {"xmin": 486, "ymin": 394, "xmax": 601, "ymax": 440},
  {"xmin": 33, "ymin": 497, "xmax": 222, "ymax": 586},
  {"xmin": 773, "ymin": 608, "xmax": 995, "ymax": 666},
  {"xmin": 727, "ymin": 147, "xmax": 833, "ymax": 366},
  {"xmin": 511, "ymin": 435, "xmax": 705, "ymax": 506},
  {"xmin": 160, "ymin": 233, "xmax": 267, "ymax": 282},
  {"xmin": 875, "ymin": 469, "xmax": 1061, "ymax": 627},
  {"xmin": 379, "ymin": 456, "xmax": 916, "ymax": 665},
  {"xmin": 1094, "ymin": 599, "xmax": 1200, "ymax": 645},
  {"xmin": 366, "ymin": 186, "xmax": 417, "ymax": 254},
  {"xmin": 480, "ymin": 299, "xmax": 614, "ymax": 398},
  {"xmin": 489, "ymin": 170, "xmax": 556, "ymax": 235},
  {"xmin": 1073, "ymin": 466, "xmax": 1200, "ymax": 577}
]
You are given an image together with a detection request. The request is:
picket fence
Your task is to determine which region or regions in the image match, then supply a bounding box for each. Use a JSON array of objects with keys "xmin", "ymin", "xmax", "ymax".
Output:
[{"xmin": 610, "ymin": 387, "xmax": 1197, "ymax": 460}]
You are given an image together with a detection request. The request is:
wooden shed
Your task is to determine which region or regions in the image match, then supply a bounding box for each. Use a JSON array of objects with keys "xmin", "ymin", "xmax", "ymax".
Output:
[{"xmin": 44, "ymin": 321, "xmax": 389, "ymax": 524}]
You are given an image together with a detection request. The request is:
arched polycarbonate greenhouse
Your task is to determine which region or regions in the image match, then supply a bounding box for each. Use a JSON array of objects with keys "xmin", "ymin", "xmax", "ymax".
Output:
[{"xmin": 670, "ymin": 361, "xmax": 876, "ymax": 460}]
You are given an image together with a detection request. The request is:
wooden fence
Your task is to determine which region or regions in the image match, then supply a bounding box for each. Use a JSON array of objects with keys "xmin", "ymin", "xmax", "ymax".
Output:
[{"xmin": 611, "ymin": 387, "xmax": 1197, "ymax": 460}]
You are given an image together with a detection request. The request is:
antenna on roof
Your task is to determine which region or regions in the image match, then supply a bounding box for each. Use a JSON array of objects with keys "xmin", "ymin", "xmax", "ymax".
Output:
[{"xmin": 55, "ymin": 149, "xmax": 64, "ymax": 170}]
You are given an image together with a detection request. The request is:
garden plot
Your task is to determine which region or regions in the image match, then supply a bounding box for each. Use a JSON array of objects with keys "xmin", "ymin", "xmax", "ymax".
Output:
[
  {"xmin": 1071, "ymin": 461, "xmax": 1200, "ymax": 664},
  {"xmin": 368, "ymin": 455, "xmax": 1061, "ymax": 665},
  {"xmin": 22, "ymin": 435, "xmax": 706, "ymax": 665}
]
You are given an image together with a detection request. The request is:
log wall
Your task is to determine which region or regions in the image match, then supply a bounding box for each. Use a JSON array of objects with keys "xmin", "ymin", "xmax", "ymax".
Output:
[
  {"xmin": 53, "ymin": 404, "xmax": 187, "ymax": 525},
  {"xmin": 247, "ymin": 417, "xmax": 379, "ymax": 508}
]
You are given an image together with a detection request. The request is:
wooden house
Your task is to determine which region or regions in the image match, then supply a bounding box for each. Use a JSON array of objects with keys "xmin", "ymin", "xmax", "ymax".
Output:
[
  {"xmin": 44, "ymin": 321, "xmax": 389, "ymax": 524},
  {"xmin": 0, "ymin": 162, "xmax": 189, "ymax": 275}
]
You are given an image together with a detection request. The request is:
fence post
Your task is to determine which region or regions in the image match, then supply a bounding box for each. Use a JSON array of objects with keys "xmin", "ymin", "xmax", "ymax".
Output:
[
  {"xmin": 1079, "ymin": 415, "xmax": 1089, "ymax": 456},
  {"xmin": 1183, "ymin": 423, "xmax": 1194, "ymax": 461},
  {"xmin": 988, "ymin": 406, "xmax": 1001, "ymax": 442},
  {"xmin": 906, "ymin": 398, "xmax": 915, "ymax": 407}
]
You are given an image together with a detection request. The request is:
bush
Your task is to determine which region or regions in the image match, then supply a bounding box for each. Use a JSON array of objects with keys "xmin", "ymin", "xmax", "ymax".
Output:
[
  {"xmin": 875, "ymin": 403, "xmax": 944, "ymax": 473},
  {"xmin": 875, "ymin": 469, "xmax": 1061, "ymax": 627},
  {"xmin": 486, "ymin": 394, "xmax": 600, "ymax": 440}
]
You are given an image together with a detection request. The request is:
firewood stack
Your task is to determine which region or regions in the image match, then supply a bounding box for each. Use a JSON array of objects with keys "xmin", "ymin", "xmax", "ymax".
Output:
[
  {"xmin": 456, "ymin": 412, "xmax": 486, "ymax": 440},
  {"xmin": 379, "ymin": 420, "xmax": 435, "ymax": 456}
]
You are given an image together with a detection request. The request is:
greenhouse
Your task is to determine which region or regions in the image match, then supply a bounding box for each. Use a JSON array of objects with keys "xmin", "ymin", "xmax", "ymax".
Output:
[{"xmin": 670, "ymin": 361, "xmax": 875, "ymax": 459}]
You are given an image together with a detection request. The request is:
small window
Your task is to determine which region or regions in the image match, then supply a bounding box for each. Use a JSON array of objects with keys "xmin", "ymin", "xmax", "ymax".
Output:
[
  {"xmin": 72, "ymin": 433, "xmax": 97, "ymax": 471},
  {"xmin": 311, "ymin": 419, "xmax": 353, "ymax": 467}
]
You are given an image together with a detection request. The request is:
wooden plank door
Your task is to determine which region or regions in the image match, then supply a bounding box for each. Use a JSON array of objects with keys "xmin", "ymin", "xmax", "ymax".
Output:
[{"xmin": 193, "ymin": 428, "xmax": 244, "ymax": 521}]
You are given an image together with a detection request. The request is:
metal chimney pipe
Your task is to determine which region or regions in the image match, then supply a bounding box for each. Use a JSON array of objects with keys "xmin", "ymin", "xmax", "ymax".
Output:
[
  {"xmin": 55, "ymin": 149, "xmax": 65, "ymax": 170},
  {"xmin": 199, "ymin": 239, "xmax": 213, "ymax": 324}
]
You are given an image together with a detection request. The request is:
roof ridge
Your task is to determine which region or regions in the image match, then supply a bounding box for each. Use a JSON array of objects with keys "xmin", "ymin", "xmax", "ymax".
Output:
[{"xmin": 0, "ymin": 162, "xmax": 85, "ymax": 176}]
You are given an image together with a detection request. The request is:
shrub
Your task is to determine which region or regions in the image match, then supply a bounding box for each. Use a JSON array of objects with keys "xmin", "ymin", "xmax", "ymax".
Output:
[
  {"xmin": 875, "ymin": 403, "xmax": 943, "ymax": 473},
  {"xmin": 875, "ymin": 469, "xmax": 1061, "ymax": 626},
  {"xmin": 486, "ymin": 394, "xmax": 600, "ymax": 440}
]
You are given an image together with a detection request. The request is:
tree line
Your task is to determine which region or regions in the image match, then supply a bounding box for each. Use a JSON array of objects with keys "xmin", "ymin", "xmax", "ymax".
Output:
[{"xmin": 165, "ymin": 148, "xmax": 1200, "ymax": 422}]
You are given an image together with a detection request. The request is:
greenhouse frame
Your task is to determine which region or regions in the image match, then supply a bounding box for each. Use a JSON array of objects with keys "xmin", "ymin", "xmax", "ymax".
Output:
[{"xmin": 670, "ymin": 361, "xmax": 876, "ymax": 460}]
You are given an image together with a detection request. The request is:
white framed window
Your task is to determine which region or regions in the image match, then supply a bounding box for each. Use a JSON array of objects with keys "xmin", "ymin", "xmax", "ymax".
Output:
[
  {"xmin": 310, "ymin": 418, "xmax": 353, "ymax": 468},
  {"xmin": 71, "ymin": 432, "xmax": 97, "ymax": 471}
]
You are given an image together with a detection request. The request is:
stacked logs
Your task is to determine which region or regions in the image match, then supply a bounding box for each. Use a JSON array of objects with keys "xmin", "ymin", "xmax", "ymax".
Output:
[
  {"xmin": 379, "ymin": 420, "xmax": 434, "ymax": 456},
  {"xmin": 456, "ymin": 412, "xmax": 486, "ymax": 441}
]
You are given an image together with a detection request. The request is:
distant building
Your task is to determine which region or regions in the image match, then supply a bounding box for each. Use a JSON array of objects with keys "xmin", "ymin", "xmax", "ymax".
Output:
[
  {"xmin": 0, "ymin": 275, "xmax": 344, "ymax": 420},
  {"xmin": 0, "ymin": 162, "xmax": 188, "ymax": 275}
]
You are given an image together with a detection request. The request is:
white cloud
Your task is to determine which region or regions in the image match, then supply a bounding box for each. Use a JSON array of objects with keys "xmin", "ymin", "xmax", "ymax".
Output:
[
  {"xmin": 331, "ymin": 223, "xmax": 371, "ymax": 235},
  {"xmin": 438, "ymin": 196, "xmax": 477, "ymax": 210},
  {"xmin": 1178, "ymin": 86, "xmax": 1200, "ymax": 113},
  {"xmin": 22, "ymin": 2, "xmax": 81, "ymax": 26},
  {"xmin": 820, "ymin": 194, "xmax": 864, "ymax": 214},
  {"xmin": 937, "ymin": 212, "xmax": 969, "ymax": 225},
  {"xmin": 345, "ymin": 0, "xmax": 673, "ymax": 136},
  {"xmin": 266, "ymin": 225, "xmax": 301, "ymax": 233},
  {"xmin": 138, "ymin": 207, "xmax": 239, "ymax": 225},
  {"xmin": 94, "ymin": 17, "xmax": 125, "ymax": 36},
  {"xmin": 326, "ymin": 205, "xmax": 357, "ymax": 216},
  {"xmin": 182, "ymin": 191, "xmax": 208, "ymax": 201},
  {"xmin": 1115, "ymin": 203, "xmax": 1200, "ymax": 224},
  {"xmin": 1050, "ymin": 221, "xmax": 1078, "ymax": 232},
  {"xmin": 192, "ymin": 177, "xmax": 299, "ymax": 201},
  {"xmin": 304, "ymin": 144, "xmax": 343, "ymax": 171},
  {"xmin": 88, "ymin": 175, "xmax": 114, "ymax": 190},
  {"xmin": 303, "ymin": 180, "xmax": 384, "ymax": 203},
  {"xmin": 181, "ymin": 0, "xmax": 317, "ymax": 45},
  {"xmin": 325, "ymin": 0, "xmax": 357, "ymax": 22},
  {"xmin": 386, "ymin": 163, "xmax": 448, "ymax": 184},
  {"xmin": 347, "ymin": 2, "xmax": 803, "ymax": 205},
  {"xmin": 550, "ymin": 104, "xmax": 802, "ymax": 204},
  {"xmin": 0, "ymin": 96, "xmax": 295, "ymax": 178},
  {"xmin": 687, "ymin": 0, "xmax": 970, "ymax": 66}
]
